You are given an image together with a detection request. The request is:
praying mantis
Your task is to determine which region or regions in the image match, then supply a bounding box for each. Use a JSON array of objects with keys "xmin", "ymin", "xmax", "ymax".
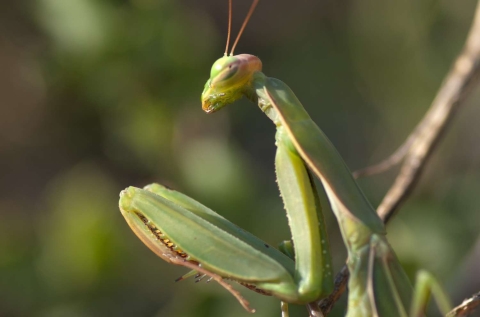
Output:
[{"xmin": 119, "ymin": 1, "xmax": 454, "ymax": 316}]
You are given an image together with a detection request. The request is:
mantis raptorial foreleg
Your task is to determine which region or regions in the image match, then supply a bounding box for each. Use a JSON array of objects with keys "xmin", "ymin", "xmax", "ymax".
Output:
[
  {"xmin": 119, "ymin": 1, "xmax": 454, "ymax": 316},
  {"xmin": 120, "ymin": 176, "xmax": 333, "ymax": 314}
]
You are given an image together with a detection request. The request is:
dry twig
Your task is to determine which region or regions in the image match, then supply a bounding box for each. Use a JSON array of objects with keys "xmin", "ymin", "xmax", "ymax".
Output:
[
  {"xmin": 310, "ymin": 1, "xmax": 480, "ymax": 314},
  {"xmin": 446, "ymin": 292, "xmax": 480, "ymax": 317},
  {"xmin": 352, "ymin": 135, "xmax": 415, "ymax": 179}
]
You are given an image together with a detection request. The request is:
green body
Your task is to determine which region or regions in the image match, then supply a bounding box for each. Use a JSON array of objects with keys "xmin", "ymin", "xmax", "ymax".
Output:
[
  {"xmin": 254, "ymin": 72, "xmax": 414, "ymax": 317},
  {"xmin": 201, "ymin": 54, "xmax": 451, "ymax": 316},
  {"xmin": 119, "ymin": 53, "xmax": 451, "ymax": 316}
]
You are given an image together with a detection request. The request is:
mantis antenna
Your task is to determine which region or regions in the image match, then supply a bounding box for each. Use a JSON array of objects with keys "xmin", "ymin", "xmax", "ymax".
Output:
[
  {"xmin": 224, "ymin": 0, "xmax": 232, "ymax": 56},
  {"xmin": 229, "ymin": 0, "xmax": 260, "ymax": 56}
]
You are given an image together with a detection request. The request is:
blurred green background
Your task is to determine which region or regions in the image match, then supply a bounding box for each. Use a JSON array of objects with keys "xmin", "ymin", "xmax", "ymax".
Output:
[{"xmin": 1, "ymin": 0, "xmax": 480, "ymax": 316}]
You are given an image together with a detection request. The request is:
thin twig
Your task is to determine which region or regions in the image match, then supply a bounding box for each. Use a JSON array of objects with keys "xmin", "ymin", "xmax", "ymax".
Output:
[
  {"xmin": 307, "ymin": 302, "xmax": 325, "ymax": 317},
  {"xmin": 446, "ymin": 291, "xmax": 480, "ymax": 317},
  {"xmin": 377, "ymin": 0, "xmax": 480, "ymax": 221},
  {"xmin": 352, "ymin": 134, "xmax": 414, "ymax": 178},
  {"xmin": 314, "ymin": 1, "xmax": 480, "ymax": 314},
  {"xmin": 317, "ymin": 266, "xmax": 349, "ymax": 315}
]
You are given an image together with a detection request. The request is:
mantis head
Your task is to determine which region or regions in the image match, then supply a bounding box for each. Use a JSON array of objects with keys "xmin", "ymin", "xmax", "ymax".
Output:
[
  {"xmin": 201, "ymin": 54, "xmax": 262, "ymax": 113},
  {"xmin": 202, "ymin": 0, "xmax": 261, "ymax": 113}
]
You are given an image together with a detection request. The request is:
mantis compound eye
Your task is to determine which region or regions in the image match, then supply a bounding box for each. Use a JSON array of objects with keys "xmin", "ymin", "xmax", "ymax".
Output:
[
  {"xmin": 219, "ymin": 64, "xmax": 240, "ymax": 81},
  {"xmin": 210, "ymin": 57, "xmax": 243, "ymax": 87},
  {"xmin": 210, "ymin": 55, "xmax": 262, "ymax": 88}
]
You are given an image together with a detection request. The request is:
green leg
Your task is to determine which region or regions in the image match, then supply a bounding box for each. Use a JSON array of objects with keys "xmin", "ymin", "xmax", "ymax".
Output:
[
  {"xmin": 275, "ymin": 127, "xmax": 334, "ymax": 300},
  {"xmin": 278, "ymin": 240, "xmax": 295, "ymax": 260},
  {"xmin": 410, "ymin": 270, "xmax": 452, "ymax": 317},
  {"xmin": 281, "ymin": 301, "xmax": 289, "ymax": 317}
]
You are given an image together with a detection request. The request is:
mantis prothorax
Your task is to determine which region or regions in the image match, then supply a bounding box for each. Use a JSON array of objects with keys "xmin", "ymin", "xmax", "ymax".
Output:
[{"xmin": 119, "ymin": 1, "xmax": 452, "ymax": 316}]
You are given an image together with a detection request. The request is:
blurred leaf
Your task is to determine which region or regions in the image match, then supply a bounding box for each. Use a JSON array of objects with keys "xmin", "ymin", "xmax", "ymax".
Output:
[
  {"xmin": 37, "ymin": 0, "xmax": 112, "ymax": 55},
  {"xmin": 37, "ymin": 163, "xmax": 121, "ymax": 296},
  {"xmin": 179, "ymin": 137, "xmax": 252, "ymax": 204}
]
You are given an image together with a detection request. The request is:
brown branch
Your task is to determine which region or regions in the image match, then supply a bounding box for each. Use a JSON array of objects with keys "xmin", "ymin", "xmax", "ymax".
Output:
[
  {"xmin": 352, "ymin": 135, "xmax": 414, "ymax": 178},
  {"xmin": 317, "ymin": 266, "xmax": 349, "ymax": 315},
  {"xmin": 446, "ymin": 291, "xmax": 480, "ymax": 317},
  {"xmin": 307, "ymin": 303, "xmax": 325, "ymax": 317},
  {"xmin": 313, "ymin": 1, "xmax": 480, "ymax": 314},
  {"xmin": 377, "ymin": 0, "xmax": 480, "ymax": 221}
]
